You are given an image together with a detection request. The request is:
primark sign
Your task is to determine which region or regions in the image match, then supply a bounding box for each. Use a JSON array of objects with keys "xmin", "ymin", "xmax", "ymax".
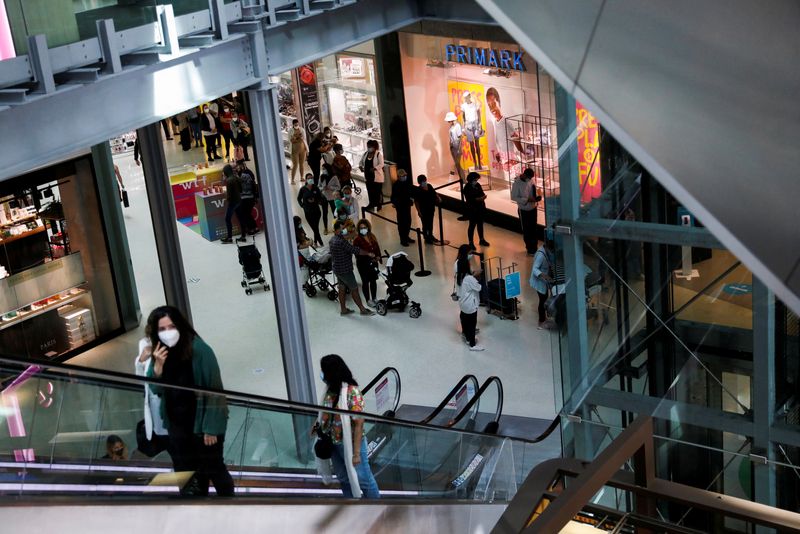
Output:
[{"xmin": 445, "ymin": 44, "xmax": 525, "ymax": 71}]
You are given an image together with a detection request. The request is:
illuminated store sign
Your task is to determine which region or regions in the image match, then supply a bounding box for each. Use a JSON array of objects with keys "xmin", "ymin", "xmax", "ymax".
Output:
[{"xmin": 445, "ymin": 44, "xmax": 525, "ymax": 71}]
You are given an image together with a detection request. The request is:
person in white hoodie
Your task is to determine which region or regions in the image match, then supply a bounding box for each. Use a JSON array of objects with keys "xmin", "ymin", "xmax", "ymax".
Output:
[
  {"xmin": 457, "ymin": 251, "xmax": 485, "ymax": 351},
  {"xmin": 135, "ymin": 337, "xmax": 171, "ymax": 457}
]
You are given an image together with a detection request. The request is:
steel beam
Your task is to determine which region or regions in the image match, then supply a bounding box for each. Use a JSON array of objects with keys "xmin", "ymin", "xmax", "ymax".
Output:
[
  {"xmin": 137, "ymin": 123, "xmax": 192, "ymax": 319},
  {"xmin": 0, "ymin": 35, "xmax": 259, "ymax": 182},
  {"xmin": 752, "ymin": 279, "xmax": 777, "ymax": 525},
  {"xmin": 586, "ymin": 386, "xmax": 755, "ymax": 438},
  {"xmin": 572, "ymin": 218, "xmax": 724, "ymax": 249},
  {"xmin": 246, "ymin": 86, "xmax": 316, "ymax": 405}
]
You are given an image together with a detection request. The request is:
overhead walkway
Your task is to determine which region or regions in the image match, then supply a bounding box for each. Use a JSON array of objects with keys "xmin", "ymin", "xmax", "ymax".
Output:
[{"xmin": 475, "ymin": 0, "xmax": 800, "ymax": 314}]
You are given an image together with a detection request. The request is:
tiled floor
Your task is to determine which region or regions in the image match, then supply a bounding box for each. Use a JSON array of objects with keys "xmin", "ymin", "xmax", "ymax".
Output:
[{"xmin": 72, "ymin": 135, "xmax": 560, "ymax": 422}]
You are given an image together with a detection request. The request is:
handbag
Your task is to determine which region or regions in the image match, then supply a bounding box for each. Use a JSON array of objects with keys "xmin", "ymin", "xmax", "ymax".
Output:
[
  {"xmin": 136, "ymin": 419, "xmax": 167, "ymax": 458},
  {"xmin": 450, "ymin": 275, "xmax": 459, "ymax": 301},
  {"xmin": 313, "ymin": 423, "xmax": 334, "ymax": 460},
  {"xmin": 120, "ymin": 189, "xmax": 129, "ymax": 208}
]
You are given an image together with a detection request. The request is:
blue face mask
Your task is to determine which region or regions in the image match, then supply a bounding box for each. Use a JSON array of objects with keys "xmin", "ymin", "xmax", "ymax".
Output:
[{"xmin": 320, "ymin": 371, "xmax": 325, "ymax": 381}]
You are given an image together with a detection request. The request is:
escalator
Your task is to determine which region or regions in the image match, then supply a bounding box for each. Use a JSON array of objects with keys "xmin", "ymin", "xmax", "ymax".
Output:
[{"xmin": 0, "ymin": 355, "xmax": 559, "ymax": 501}]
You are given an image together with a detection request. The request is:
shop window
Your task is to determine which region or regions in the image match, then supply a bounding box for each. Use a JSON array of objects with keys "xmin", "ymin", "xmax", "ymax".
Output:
[
  {"xmin": 0, "ymin": 157, "xmax": 121, "ymax": 360},
  {"xmin": 397, "ymin": 32, "xmax": 557, "ymax": 219}
]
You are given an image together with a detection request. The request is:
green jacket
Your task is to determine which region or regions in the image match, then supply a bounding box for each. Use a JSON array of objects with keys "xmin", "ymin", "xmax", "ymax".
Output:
[{"xmin": 148, "ymin": 336, "xmax": 229, "ymax": 436}]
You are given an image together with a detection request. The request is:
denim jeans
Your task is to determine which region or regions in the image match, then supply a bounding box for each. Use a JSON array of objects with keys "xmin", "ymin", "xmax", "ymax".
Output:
[{"xmin": 330, "ymin": 437, "xmax": 380, "ymax": 499}]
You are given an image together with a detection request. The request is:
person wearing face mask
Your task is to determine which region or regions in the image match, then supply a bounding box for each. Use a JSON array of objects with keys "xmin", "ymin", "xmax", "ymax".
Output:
[
  {"xmin": 353, "ymin": 219, "xmax": 382, "ymax": 306},
  {"xmin": 331, "ymin": 144, "xmax": 353, "ymax": 190},
  {"xmin": 230, "ymin": 110, "xmax": 251, "ymax": 162},
  {"xmin": 456, "ymin": 250, "xmax": 485, "ymax": 351},
  {"xmin": 391, "ymin": 169, "xmax": 415, "ymax": 246},
  {"xmin": 359, "ymin": 139, "xmax": 384, "ymax": 210},
  {"xmin": 200, "ymin": 105, "xmax": 220, "ymax": 162},
  {"xmin": 464, "ymin": 172, "xmax": 490, "ymax": 249},
  {"xmin": 319, "ymin": 171, "xmax": 339, "ymax": 234},
  {"xmin": 413, "ymin": 174, "xmax": 441, "ymax": 244},
  {"xmin": 146, "ymin": 305, "xmax": 234, "ymax": 496},
  {"xmin": 297, "ymin": 175, "xmax": 325, "ymax": 246},
  {"xmin": 329, "ymin": 221, "xmax": 376, "ymax": 316},
  {"xmin": 308, "ymin": 127, "xmax": 333, "ymax": 182},
  {"xmin": 312, "ymin": 354, "xmax": 380, "ymax": 499},
  {"xmin": 219, "ymin": 106, "xmax": 233, "ymax": 161},
  {"xmin": 511, "ymin": 168, "xmax": 542, "ymax": 255},
  {"xmin": 335, "ymin": 184, "xmax": 360, "ymax": 224},
  {"xmin": 334, "ymin": 205, "xmax": 355, "ymax": 237},
  {"xmin": 289, "ymin": 119, "xmax": 308, "ymax": 184}
]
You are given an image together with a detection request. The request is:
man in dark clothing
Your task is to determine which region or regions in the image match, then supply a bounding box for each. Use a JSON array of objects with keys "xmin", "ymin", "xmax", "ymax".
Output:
[
  {"xmin": 413, "ymin": 174, "xmax": 440, "ymax": 244},
  {"xmin": 511, "ymin": 168, "xmax": 541, "ymax": 255},
  {"xmin": 329, "ymin": 221, "xmax": 376, "ymax": 316},
  {"xmin": 236, "ymin": 161, "xmax": 258, "ymax": 238},
  {"xmin": 391, "ymin": 169, "xmax": 415, "ymax": 246},
  {"xmin": 464, "ymin": 171, "xmax": 490, "ymax": 249},
  {"xmin": 297, "ymin": 175, "xmax": 325, "ymax": 246},
  {"xmin": 307, "ymin": 127, "xmax": 333, "ymax": 181},
  {"xmin": 220, "ymin": 165, "xmax": 242, "ymax": 243}
]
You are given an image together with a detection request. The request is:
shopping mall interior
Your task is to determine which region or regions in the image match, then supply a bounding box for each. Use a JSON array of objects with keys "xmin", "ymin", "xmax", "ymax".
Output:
[{"xmin": 0, "ymin": 1, "xmax": 798, "ymax": 532}]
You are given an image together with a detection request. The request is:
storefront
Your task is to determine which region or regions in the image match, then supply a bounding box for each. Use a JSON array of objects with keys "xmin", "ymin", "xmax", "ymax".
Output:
[
  {"xmin": 396, "ymin": 31, "xmax": 559, "ymax": 222},
  {"xmin": 0, "ymin": 156, "xmax": 124, "ymax": 360},
  {"xmin": 278, "ymin": 42, "xmax": 384, "ymax": 180}
]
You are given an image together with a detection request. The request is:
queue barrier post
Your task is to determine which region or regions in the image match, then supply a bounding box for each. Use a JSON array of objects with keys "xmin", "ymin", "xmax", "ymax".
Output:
[
  {"xmin": 414, "ymin": 227, "xmax": 431, "ymax": 277},
  {"xmin": 435, "ymin": 205, "xmax": 450, "ymax": 247}
]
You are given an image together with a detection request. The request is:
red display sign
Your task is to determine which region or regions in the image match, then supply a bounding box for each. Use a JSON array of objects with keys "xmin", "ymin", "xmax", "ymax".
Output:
[{"xmin": 576, "ymin": 101, "xmax": 601, "ymax": 203}]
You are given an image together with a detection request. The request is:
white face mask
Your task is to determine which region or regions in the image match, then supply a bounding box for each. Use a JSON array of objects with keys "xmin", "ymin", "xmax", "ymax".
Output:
[
  {"xmin": 359, "ymin": 228, "xmax": 368, "ymax": 236},
  {"xmin": 158, "ymin": 329, "xmax": 180, "ymax": 348},
  {"xmin": 307, "ymin": 179, "xmax": 314, "ymax": 185},
  {"xmin": 467, "ymin": 253, "xmax": 474, "ymax": 260},
  {"xmin": 340, "ymin": 228, "xmax": 348, "ymax": 236}
]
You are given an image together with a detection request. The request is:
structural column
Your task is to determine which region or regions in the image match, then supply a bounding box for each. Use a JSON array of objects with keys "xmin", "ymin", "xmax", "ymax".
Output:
[
  {"xmin": 90, "ymin": 143, "xmax": 141, "ymax": 329},
  {"xmin": 137, "ymin": 123, "xmax": 193, "ymax": 319},
  {"xmin": 556, "ymin": 84, "xmax": 592, "ymax": 459},
  {"xmin": 246, "ymin": 85, "xmax": 316, "ymax": 405},
  {"xmin": 752, "ymin": 279, "xmax": 776, "ymax": 533}
]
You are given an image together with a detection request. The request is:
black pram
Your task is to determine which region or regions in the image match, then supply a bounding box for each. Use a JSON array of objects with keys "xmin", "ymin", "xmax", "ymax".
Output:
[
  {"xmin": 375, "ymin": 251, "xmax": 421, "ymax": 318},
  {"xmin": 237, "ymin": 237, "xmax": 270, "ymax": 295}
]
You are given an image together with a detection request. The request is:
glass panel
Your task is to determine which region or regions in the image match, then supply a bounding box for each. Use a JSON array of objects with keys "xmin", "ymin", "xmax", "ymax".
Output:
[
  {"xmin": 6, "ymin": 0, "xmax": 159, "ymax": 55},
  {"xmin": 0, "ymin": 356, "xmax": 551, "ymax": 501}
]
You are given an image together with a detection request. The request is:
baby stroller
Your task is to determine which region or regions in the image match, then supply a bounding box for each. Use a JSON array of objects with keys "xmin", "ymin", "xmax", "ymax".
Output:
[
  {"xmin": 375, "ymin": 250, "xmax": 421, "ymax": 318},
  {"xmin": 237, "ymin": 237, "xmax": 270, "ymax": 295},
  {"xmin": 300, "ymin": 246, "xmax": 338, "ymax": 301}
]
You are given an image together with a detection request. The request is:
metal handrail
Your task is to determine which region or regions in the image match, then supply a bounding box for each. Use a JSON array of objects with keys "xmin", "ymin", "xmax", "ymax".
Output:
[
  {"xmin": 0, "ymin": 352, "xmax": 556, "ymax": 444},
  {"xmin": 420, "ymin": 374, "xmax": 479, "ymax": 425},
  {"xmin": 361, "ymin": 366, "xmax": 401, "ymax": 416}
]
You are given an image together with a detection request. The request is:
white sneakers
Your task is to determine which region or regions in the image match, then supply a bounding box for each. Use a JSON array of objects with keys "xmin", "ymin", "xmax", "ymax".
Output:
[
  {"xmin": 469, "ymin": 344, "xmax": 486, "ymax": 352},
  {"xmin": 367, "ymin": 299, "xmax": 376, "ymax": 307}
]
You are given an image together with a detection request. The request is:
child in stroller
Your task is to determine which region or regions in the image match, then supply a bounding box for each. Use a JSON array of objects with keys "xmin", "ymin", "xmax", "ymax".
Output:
[
  {"xmin": 374, "ymin": 250, "xmax": 421, "ymax": 318},
  {"xmin": 300, "ymin": 246, "xmax": 338, "ymax": 301}
]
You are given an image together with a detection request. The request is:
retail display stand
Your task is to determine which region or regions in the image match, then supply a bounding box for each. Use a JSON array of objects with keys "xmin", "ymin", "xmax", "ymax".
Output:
[{"xmin": 504, "ymin": 114, "xmax": 559, "ymax": 223}]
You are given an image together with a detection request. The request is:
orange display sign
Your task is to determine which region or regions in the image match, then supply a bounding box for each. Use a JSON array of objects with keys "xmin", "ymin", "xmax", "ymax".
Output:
[
  {"xmin": 447, "ymin": 81, "xmax": 489, "ymax": 171},
  {"xmin": 576, "ymin": 101, "xmax": 601, "ymax": 203}
]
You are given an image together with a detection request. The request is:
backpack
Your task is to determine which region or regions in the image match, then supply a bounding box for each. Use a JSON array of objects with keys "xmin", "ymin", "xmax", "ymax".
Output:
[{"xmin": 240, "ymin": 170, "xmax": 257, "ymax": 199}]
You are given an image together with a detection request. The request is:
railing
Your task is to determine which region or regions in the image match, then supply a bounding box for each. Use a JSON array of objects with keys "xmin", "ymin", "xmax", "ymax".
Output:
[{"xmin": 0, "ymin": 353, "xmax": 559, "ymax": 501}]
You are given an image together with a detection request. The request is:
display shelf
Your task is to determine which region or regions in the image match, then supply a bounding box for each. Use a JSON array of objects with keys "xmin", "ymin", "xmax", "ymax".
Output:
[
  {"xmin": 0, "ymin": 225, "xmax": 45, "ymax": 245},
  {"xmin": 322, "ymin": 80, "xmax": 377, "ymax": 96},
  {"xmin": 332, "ymin": 128, "xmax": 380, "ymax": 142},
  {"xmin": 0, "ymin": 289, "xmax": 88, "ymax": 332},
  {"xmin": 0, "ymin": 214, "xmax": 37, "ymax": 228}
]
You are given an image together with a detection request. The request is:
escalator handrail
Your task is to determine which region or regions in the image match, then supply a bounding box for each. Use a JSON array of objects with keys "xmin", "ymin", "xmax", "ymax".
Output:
[
  {"xmin": 448, "ymin": 376, "xmax": 504, "ymax": 430},
  {"xmin": 0, "ymin": 352, "xmax": 549, "ymax": 444},
  {"xmin": 361, "ymin": 366, "xmax": 401, "ymax": 416},
  {"xmin": 419, "ymin": 374, "xmax": 480, "ymax": 425}
]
